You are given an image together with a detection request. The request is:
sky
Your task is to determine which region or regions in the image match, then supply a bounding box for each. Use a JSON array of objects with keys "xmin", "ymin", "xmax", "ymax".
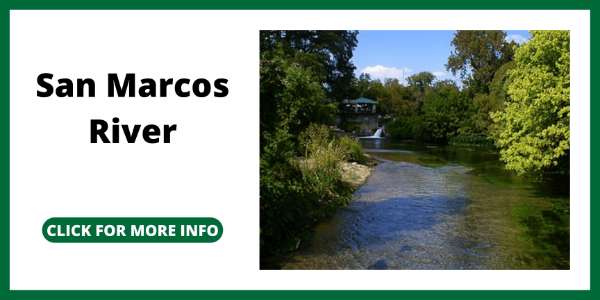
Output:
[{"xmin": 352, "ymin": 30, "xmax": 530, "ymax": 84}]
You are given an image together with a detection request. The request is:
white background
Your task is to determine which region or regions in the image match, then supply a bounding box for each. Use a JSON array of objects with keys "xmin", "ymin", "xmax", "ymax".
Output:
[{"xmin": 10, "ymin": 10, "xmax": 589, "ymax": 290}]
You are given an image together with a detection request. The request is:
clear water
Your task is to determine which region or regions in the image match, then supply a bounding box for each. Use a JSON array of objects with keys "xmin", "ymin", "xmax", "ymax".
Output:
[{"xmin": 282, "ymin": 139, "xmax": 569, "ymax": 270}]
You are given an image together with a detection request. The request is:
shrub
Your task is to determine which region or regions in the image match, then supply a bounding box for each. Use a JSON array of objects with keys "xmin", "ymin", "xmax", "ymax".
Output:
[
  {"xmin": 260, "ymin": 124, "xmax": 354, "ymax": 261},
  {"xmin": 337, "ymin": 136, "xmax": 368, "ymax": 164},
  {"xmin": 298, "ymin": 123, "xmax": 334, "ymax": 157},
  {"xmin": 387, "ymin": 116, "xmax": 417, "ymax": 140},
  {"xmin": 297, "ymin": 125, "xmax": 348, "ymax": 208}
]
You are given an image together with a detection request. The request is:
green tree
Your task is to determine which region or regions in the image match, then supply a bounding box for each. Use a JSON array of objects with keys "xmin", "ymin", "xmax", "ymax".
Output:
[
  {"xmin": 260, "ymin": 30, "xmax": 358, "ymax": 101},
  {"xmin": 352, "ymin": 73, "xmax": 386, "ymax": 101},
  {"xmin": 406, "ymin": 71, "xmax": 435, "ymax": 105},
  {"xmin": 419, "ymin": 80, "xmax": 471, "ymax": 143},
  {"xmin": 491, "ymin": 31, "xmax": 570, "ymax": 174},
  {"xmin": 260, "ymin": 47, "xmax": 329, "ymax": 140},
  {"xmin": 471, "ymin": 61, "xmax": 515, "ymax": 134},
  {"xmin": 447, "ymin": 30, "xmax": 516, "ymax": 94},
  {"xmin": 407, "ymin": 71, "xmax": 435, "ymax": 90},
  {"xmin": 381, "ymin": 78, "xmax": 415, "ymax": 116}
]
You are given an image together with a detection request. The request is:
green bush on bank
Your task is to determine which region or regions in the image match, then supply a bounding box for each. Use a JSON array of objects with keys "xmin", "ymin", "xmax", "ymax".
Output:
[
  {"xmin": 298, "ymin": 124, "xmax": 368, "ymax": 166},
  {"xmin": 261, "ymin": 124, "xmax": 358, "ymax": 261},
  {"xmin": 386, "ymin": 116, "xmax": 418, "ymax": 140},
  {"xmin": 337, "ymin": 136, "xmax": 368, "ymax": 164},
  {"xmin": 298, "ymin": 124, "xmax": 351, "ymax": 215}
]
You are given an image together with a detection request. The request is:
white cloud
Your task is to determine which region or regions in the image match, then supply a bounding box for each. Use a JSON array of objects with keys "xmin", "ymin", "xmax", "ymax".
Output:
[
  {"xmin": 432, "ymin": 70, "xmax": 448, "ymax": 78},
  {"xmin": 360, "ymin": 66, "xmax": 459, "ymax": 85},
  {"xmin": 360, "ymin": 65, "xmax": 411, "ymax": 81},
  {"xmin": 506, "ymin": 34, "xmax": 528, "ymax": 44}
]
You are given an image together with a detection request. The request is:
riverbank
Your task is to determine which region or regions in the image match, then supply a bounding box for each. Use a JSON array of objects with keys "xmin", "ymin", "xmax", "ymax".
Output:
[
  {"xmin": 260, "ymin": 124, "xmax": 378, "ymax": 268},
  {"xmin": 261, "ymin": 152, "xmax": 375, "ymax": 269}
]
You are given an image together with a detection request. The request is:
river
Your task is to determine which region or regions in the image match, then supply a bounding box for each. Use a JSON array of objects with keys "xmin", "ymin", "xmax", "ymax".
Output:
[{"xmin": 282, "ymin": 139, "xmax": 569, "ymax": 270}]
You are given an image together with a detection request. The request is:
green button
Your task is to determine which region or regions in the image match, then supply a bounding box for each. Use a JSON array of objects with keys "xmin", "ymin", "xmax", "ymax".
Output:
[{"xmin": 42, "ymin": 217, "xmax": 223, "ymax": 243}]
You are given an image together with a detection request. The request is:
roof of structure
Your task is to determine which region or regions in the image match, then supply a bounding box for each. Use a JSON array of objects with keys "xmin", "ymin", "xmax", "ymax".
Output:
[{"xmin": 343, "ymin": 97, "xmax": 377, "ymax": 105}]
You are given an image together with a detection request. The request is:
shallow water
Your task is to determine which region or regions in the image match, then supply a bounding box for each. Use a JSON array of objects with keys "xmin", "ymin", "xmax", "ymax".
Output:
[{"xmin": 282, "ymin": 140, "xmax": 569, "ymax": 270}]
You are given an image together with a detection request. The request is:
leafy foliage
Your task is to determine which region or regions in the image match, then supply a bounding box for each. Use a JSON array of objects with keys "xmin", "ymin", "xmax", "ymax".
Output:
[
  {"xmin": 261, "ymin": 124, "xmax": 355, "ymax": 260},
  {"xmin": 447, "ymin": 30, "xmax": 516, "ymax": 94},
  {"xmin": 260, "ymin": 31, "xmax": 362, "ymax": 262},
  {"xmin": 260, "ymin": 30, "xmax": 358, "ymax": 101},
  {"xmin": 355, "ymin": 76, "xmax": 416, "ymax": 116},
  {"xmin": 407, "ymin": 71, "xmax": 435, "ymax": 102},
  {"xmin": 387, "ymin": 115, "xmax": 419, "ymax": 140},
  {"xmin": 419, "ymin": 81, "xmax": 472, "ymax": 143},
  {"xmin": 260, "ymin": 47, "xmax": 331, "ymax": 139},
  {"xmin": 491, "ymin": 31, "xmax": 570, "ymax": 174},
  {"xmin": 382, "ymin": 79, "xmax": 471, "ymax": 144},
  {"xmin": 337, "ymin": 135, "xmax": 368, "ymax": 164},
  {"xmin": 470, "ymin": 61, "xmax": 515, "ymax": 134}
]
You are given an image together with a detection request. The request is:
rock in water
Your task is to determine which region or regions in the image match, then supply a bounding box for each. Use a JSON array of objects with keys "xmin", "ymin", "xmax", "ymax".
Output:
[{"xmin": 368, "ymin": 259, "xmax": 389, "ymax": 270}]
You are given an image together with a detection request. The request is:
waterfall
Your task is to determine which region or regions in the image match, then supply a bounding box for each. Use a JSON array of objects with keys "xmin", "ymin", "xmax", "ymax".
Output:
[
  {"xmin": 360, "ymin": 126, "xmax": 384, "ymax": 139},
  {"xmin": 372, "ymin": 127, "xmax": 383, "ymax": 138}
]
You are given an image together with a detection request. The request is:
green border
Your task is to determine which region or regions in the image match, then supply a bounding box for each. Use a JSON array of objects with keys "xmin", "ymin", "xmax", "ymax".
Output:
[{"xmin": 0, "ymin": 0, "xmax": 593, "ymax": 299}]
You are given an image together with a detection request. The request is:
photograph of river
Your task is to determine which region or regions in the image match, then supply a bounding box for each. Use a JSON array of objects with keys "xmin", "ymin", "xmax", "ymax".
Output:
[{"xmin": 260, "ymin": 30, "xmax": 569, "ymax": 270}]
